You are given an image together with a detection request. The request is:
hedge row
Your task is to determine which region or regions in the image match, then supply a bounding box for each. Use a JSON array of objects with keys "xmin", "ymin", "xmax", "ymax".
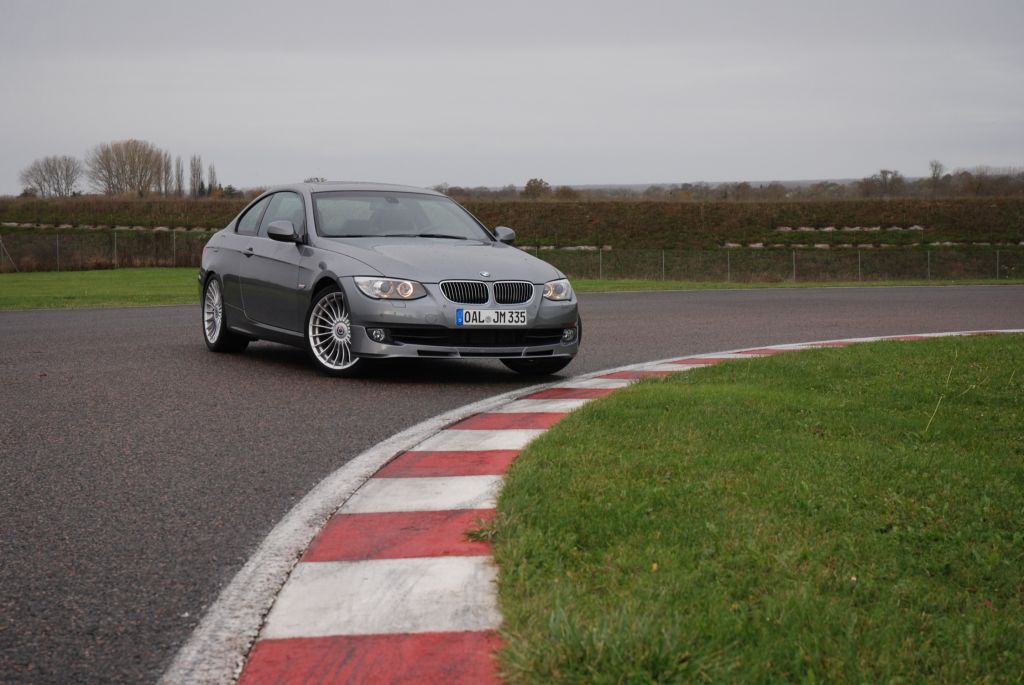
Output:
[
  {"xmin": 1, "ymin": 197, "xmax": 1021, "ymax": 249},
  {"xmin": 466, "ymin": 198, "xmax": 1024, "ymax": 248}
]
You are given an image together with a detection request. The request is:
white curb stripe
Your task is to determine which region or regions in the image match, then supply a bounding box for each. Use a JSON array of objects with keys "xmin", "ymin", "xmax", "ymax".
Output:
[
  {"xmin": 341, "ymin": 476, "xmax": 502, "ymax": 513},
  {"xmin": 259, "ymin": 557, "xmax": 501, "ymax": 639},
  {"xmin": 554, "ymin": 377, "xmax": 635, "ymax": 389},
  {"xmin": 639, "ymin": 363, "xmax": 695, "ymax": 372},
  {"xmin": 414, "ymin": 428, "xmax": 546, "ymax": 451},
  {"xmin": 490, "ymin": 398, "xmax": 592, "ymax": 413}
]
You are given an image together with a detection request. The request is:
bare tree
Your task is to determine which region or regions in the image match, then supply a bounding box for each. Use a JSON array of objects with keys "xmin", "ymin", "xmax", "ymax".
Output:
[
  {"xmin": 858, "ymin": 169, "xmax": 904, "ymax": 198},
  {"xmin": 174, "ymin": 156, "xmax": 185, "ymax": 196},
  {"xmin": 19, "ymin": 155, "xmax": 83, "ymax": 197},
  {"xmin": 189, "ymin": 155, "xmax": 204, "ymax": 198},
  {"xmin": 929, "ymin": 160, "xmax": 945, "ymax": 195},
  {"xmin": 162, "ymin": 152, "xmax": 173, "ymax": 196},
  {"xmin": 86, "ymin": 139, "xmax": 165, "ymax": 195},
  {"xmin": 208, "ymin": 163, "xmax": 218, "ymax": 196}
]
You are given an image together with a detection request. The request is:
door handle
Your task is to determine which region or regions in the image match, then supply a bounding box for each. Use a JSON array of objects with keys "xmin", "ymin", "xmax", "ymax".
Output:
[{"xmin": 244, "ymin": 247, "xmax": 255, "ymax": 258}]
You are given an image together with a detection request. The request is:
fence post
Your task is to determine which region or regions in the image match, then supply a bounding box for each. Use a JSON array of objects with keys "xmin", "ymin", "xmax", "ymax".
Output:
[
  {"xmin": 791, "ymin": 250, "xmax": 796, "ymax": 282},
  {"xmin": 858, "ymin": 250, "xmax": 862, "ymax": 281},
  {"xmin": 927, "ymin": 250, "xmax": 931, "ymax": 280},
  {"xmin": 996, "ymin": 249, "xmax": 1000, "ymax": 280},
  {"xmin": 173, "ymin": 231, "xmax": 177, "ymax": 267},
  {"xmin": 56, "ymin": 233, "xmax": 60, "ymax": 272},
  {"xmin": 661, "ymin": 250, "xmax": 665, "ymax": 280},
  {"xmin": 726, "ymin": 251, "xmax": 731, "ymax": 282},
  {"xmin": 598, "ymin": 248, "xmax": 603, "ymax": 280},
  {"xmin": 113, "ymin": 232, "xmax": 118, "ymax": 269}
]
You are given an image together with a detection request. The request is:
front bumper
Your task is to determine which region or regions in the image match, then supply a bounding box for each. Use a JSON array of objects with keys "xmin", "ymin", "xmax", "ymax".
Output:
[{"xmin": 343, "ymin": 279, "xmax": 580, "ymax": 360}]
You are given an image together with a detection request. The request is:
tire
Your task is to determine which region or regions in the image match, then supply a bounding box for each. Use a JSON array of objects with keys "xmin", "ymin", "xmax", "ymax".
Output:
[
  {"xmin": 501, "ymin": 356, "xmax": 573, "ymax": 376},
  {"xmin": 305, "ymin": 285, "xmax": 363, "ymax": 377},
  {"xmin": 202, "ymin": 276, "xmax": 249, "ymax": 353}
]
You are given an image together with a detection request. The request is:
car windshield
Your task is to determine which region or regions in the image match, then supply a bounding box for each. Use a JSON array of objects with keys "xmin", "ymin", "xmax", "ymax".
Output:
[{"xmin": 312, "ymin": 191, "xmax": 492, "ymax": 240}]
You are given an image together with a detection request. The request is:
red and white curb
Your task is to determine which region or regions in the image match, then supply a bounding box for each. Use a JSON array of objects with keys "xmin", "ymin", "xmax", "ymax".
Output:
[{"xmin": 162, "ymin": 329, "xmax": 1022, "ymax": 685}]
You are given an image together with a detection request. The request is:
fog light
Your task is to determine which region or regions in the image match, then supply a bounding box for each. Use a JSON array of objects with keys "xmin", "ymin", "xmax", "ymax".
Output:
[
  {"xmin": 368, "ymin": 328, "xmax": 387, "ymax": 343},
  {"xmin": 561, "ymin": 327, "xmax": 577, "ymax": 343}
]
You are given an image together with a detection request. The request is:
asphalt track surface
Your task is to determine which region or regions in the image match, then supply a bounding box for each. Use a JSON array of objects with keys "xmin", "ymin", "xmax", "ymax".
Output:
[{"xmin": 1, "ymin": 285, "xmax": 1022, "ymax": 683}]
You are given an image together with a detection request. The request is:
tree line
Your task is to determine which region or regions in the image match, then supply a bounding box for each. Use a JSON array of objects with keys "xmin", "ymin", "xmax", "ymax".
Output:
[
  {"xmin": 437, "ymin": 163, "xmax": 1024, "ymax": 202},
  {"xmin": 18, "ymin": 139, "xmax": 240, "ymax": 199}
]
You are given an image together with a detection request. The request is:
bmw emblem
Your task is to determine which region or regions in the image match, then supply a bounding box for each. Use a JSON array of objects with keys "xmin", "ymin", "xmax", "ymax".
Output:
[{"xmin": 479, "ymin": 271, "xmax": 491, "ymax": 278}]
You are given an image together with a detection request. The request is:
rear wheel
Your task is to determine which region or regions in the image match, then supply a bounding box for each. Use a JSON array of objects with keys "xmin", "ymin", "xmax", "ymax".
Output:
[
  {"xmin": 203, "ymin": 276, "xmax": 249, "ymax": 352},
  {"xmin": 501, "ymin": 356, "xmax": 573, "ymax": 376},
  {"xmin": 306, "ymin": 286, "xmax": 363, "ymax": 376}
]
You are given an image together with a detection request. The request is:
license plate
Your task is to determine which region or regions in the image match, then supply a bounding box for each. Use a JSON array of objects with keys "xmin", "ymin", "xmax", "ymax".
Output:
[{"xmin": 456, "ymin": 309, "xmax": 528, "ymax": 326}]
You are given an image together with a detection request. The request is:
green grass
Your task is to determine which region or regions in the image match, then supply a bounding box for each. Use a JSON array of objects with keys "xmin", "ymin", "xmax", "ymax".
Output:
[
  {"xmin": 0, "ymin": 269, "xmax": 1021, "ymax": 311},
  {"xmin": 494, "ymin": 335, "xmax": 1024, "ymax": 684},
  {"xmin": 0, "ymin": 267, "xmax": 198, "ymax": 310},
  {"xmin": 572, "ymin": 277, "xmax": 1024, "ymax": 292}
]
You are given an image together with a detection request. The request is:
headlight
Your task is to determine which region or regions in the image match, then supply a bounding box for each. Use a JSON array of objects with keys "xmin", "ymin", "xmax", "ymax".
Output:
[
  {"xmin": 355, "ymin": 277, "xmax": 426, "ymax": 300},
  {"xmin": 543, "ymin": 278, "xmax": 573, "ymax": 301}
]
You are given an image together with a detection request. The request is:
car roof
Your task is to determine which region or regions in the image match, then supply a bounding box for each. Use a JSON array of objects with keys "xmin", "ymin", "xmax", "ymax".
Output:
[{"xmin": 263, "ymin": 181, "xmax": 446, "ymax": 197}]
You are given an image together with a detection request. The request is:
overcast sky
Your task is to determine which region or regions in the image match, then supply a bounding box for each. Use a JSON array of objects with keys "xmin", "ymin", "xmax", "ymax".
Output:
[{"xmin": 2, "ymin": 0, "xmax": 1022, "ymax": 194}]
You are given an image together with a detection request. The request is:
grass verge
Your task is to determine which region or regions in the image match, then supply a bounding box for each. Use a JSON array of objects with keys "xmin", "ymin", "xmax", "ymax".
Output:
[
  {"xmin": 495, "ymin": 335, "xmax": 1024, "ymax": 683},
  {"xmin": 0, "ymin": 267, "xmax": 197, "ymax": 310},
  {"xmin": 572, "ymin": 277, "xmax": 1024, "ymax": 292},
  {"xmin": 1, "ymin": 268, "xmax": 1021, "ymax": 311}
]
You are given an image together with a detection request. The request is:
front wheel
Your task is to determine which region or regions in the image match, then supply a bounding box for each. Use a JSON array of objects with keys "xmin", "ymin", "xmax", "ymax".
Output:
[
  {"xmin": 501, "ymin": 356, "xmax": 573, "ymax": 376},
  {"xmin": 306, "ymin": 286, "xmax": 363, "ymax": 376},
  {"xmin": 203, "ymin": 276, "xmax": 249, "ymax": 353}
]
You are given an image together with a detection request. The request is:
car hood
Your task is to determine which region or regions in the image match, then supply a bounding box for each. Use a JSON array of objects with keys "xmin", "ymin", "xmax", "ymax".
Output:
[{"xmin": 317, "ymin": 237, "xmax": 562, "ymax": 283}]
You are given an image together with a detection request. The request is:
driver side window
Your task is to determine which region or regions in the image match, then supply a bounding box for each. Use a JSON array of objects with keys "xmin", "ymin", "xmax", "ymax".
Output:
[{"xmin": 258, "ymin": 192, "xmax": 306, "ymax": 238}]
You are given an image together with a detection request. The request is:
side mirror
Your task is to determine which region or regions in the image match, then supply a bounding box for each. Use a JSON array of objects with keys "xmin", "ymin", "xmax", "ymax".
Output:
[
  {"xmin": 494, "ymin": 226, "xmax": 516, "ymax": 244},
  {"xmin": 267, "ymin": 220, "xmax": 298, "ymax": 243}
]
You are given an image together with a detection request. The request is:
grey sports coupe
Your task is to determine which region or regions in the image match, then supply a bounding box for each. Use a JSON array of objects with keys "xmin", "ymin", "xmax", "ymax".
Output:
[{"xmin": 199, "ymin": 182, "xmax": 580, "ymax": 376}]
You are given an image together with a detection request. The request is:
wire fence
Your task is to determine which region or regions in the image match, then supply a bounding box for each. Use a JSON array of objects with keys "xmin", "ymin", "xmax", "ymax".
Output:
[
  {"xmin": 0, "ymin": 229, "xmax": 212, "ymax": 272},
  {"xmin": 0, "ymin": 230, "xmax": 1019, "ymax": 282},
  {"xmin": 520, "ymin": 246, "xmax": 1020, "ymax": 282}
]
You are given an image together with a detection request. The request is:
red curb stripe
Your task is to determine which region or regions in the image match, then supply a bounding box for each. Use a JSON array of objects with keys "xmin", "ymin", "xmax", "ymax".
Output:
[
  {"xmin": 239, "ymin": 631, "xmax": 502, "ymax": 685},
  {"xmin": 524, "ymin": 387, "xmax": 617, "ymax": 400},
  {"xmin": 670, "ymin": 356, "xmax": 735, "ymax": 365},
  {"xmin": 888, "ymin": 335, "xmax": 930, "ymax": 341},
  {"xmin": 600, "ymin": 370, "xmax": 674, "ymax": 379},
  {"xmin": 449, "ymin": 412, "xmax": 566, "ymax": 430},
  {"xmin": 303, "ymin": 510, "xmax": 495, "ymax": 562},
  {"xmin": 376, "ymin": 450, "xmax": 520, "ymax": 478}
]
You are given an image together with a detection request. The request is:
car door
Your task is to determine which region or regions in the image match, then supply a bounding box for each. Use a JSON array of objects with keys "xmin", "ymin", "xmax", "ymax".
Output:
[
  {"xmin": 220, "ymin": 194, "xmax": 271, "ymax": 313},
  {"xmin": 238, "ymin": 191, "xmax": 306, "ymax": 332}
]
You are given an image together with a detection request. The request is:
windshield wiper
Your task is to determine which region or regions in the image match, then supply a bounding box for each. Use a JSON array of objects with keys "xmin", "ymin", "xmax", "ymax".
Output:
[{"xmin": 413, "ymin": 233, "xmax": 467, "ymax": 240}]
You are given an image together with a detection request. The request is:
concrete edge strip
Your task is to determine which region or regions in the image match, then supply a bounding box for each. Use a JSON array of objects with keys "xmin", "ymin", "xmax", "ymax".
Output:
[{"xmin": 161, "ymin": 328, "xmax": 1023, "ymax": 684}]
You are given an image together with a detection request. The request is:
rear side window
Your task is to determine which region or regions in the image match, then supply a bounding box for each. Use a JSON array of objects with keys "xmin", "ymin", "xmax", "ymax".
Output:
[
  {"xmin": 236, "ymin": 196, "xmax": 271, "ymax": 235},
  {"xmin": 259, "ymin": 192, "xmax": 306, "ymax": 237}
]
